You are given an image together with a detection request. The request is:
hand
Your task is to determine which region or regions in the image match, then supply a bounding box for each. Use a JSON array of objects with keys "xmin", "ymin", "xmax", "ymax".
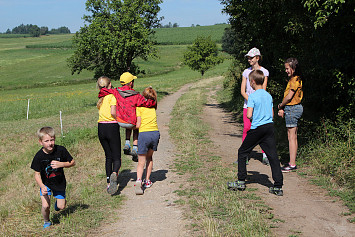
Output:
[
  {"xmin": 50, "ymin": 160, "xmax": 63, "ymax": 169},
  {"xmin": 278, "ymin": 109, "xmax": 284, "ymax": 118},
  {"xmin": 41, "ymin": 186, "xmax": 48, "ymax": 195}
]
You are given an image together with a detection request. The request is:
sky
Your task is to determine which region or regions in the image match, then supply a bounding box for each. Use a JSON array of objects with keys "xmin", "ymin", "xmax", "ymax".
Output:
[{"xmin": 0, "ymin": 0, "xmax": 229, "ymax": 33}]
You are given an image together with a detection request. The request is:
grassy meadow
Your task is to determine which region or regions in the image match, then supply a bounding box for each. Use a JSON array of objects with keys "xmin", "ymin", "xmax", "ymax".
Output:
[{"xmin": 0, "ymin": 25, "xmax": 259, "ymax": 235}]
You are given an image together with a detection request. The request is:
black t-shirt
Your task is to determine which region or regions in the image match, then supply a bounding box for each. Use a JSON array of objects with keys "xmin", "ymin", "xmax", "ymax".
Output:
[{"xmin": 31, "ymin": 145, "xmax": 73, "ymax": 192}]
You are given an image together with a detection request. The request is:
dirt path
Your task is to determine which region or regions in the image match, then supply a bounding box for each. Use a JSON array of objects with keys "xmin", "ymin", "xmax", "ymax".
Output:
[
  {"xmin": 203, "ymin": 83, "xmax": 355, "ymax": 237},
  {"xmin": 89, "ymin": 84, "xmax": 192, "ymax": 236}
]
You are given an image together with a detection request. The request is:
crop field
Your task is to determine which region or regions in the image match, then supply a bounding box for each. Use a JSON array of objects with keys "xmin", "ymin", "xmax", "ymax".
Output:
[
  {"xmin": 154, "ymin": 24, "xmax": 228, "ymax": 44},
  {"xmin": 0, "ymin": 25, "xmax": 231, "ymax": 235}
]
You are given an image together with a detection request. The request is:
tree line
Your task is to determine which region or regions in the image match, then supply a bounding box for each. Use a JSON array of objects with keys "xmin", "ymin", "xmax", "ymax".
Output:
[{"xmin": 4, "ymin": 24, "xmax": 71, "ymax": 37}]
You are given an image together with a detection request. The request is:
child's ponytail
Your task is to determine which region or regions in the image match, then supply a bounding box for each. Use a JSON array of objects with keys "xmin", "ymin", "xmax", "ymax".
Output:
[
  {"xmin": 143, "ymin": 86, "xmax": 157, "ymax": 109},
  {"xmin": 97, "ymin": 76, "xmax": 111, "ymax": 109}
]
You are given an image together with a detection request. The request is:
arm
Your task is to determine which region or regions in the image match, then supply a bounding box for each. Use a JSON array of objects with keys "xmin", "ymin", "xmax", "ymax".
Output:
[
  {"xmin": 262, "ymin": 76, "xmax": 268, "ymax": 90},
  {"xmin": 111, "ymin": 105, "xmax": 117, "ymax": 119},
  {"xmin": 247, "ymin": 107, "xmax": 253, "ymax": 120},
  {"xmin": 240, "ymin": 76, "xmax": 248, "ymax": 101},
  {"xmin": 278, "ymin": 89, "xmax": 295, "ymax": 110},
  {"xmin": 34, "ymin": 171, "xmax": 47, "ymax": 195},
  {"xmin": 50, "ymin": 159, "xmax": 76, "ymax": 169},
  {"xmin": 136, "ymin": 116, "xmax": 141, "ymax": 128}
]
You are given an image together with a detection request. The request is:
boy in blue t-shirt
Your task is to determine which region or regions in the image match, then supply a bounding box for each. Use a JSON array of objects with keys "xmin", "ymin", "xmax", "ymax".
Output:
[{"xmin": 228, "ymin": 70, "xmax": 283, "ymax": 196}]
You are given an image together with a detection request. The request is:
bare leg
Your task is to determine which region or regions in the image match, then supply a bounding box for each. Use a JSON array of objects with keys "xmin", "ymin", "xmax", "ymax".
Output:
[
  {"xmin": 145, "ymin": 149, "xmax": 154, "ymax": 181},
  {"xmin": 40, "ymin": 195, "xmax": 51, "ymax": 222},
  {"xmin": 125, "ymin": 129, "xmax": 132, "ymax": 141},
  {"xmin": 287, "ymin": 127, "xmax": 298, "ymax": 166},
  {"xmin": 137, "ymin": 154, "xmax": 146, "ymax": 181},
  {"xmin": 132, "ymin": 129, "xmax": 139, "ymax": 146},
  {"xmin": 56, "ymin": 198, "xmax": 67, "ymax": 210}
]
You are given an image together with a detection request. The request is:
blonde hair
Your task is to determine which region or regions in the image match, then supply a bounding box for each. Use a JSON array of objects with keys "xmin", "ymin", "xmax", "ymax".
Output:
[
  {"xmin": 37, "ymin": 127, "xmax": 55, "ymax": 140},
  {"xmin": 97, "ymin": 76, "xmax": 111, "ymax": 109},
  {"xmin": 142, "ymin": 86, "xmax": 157, "ymax": 109}
]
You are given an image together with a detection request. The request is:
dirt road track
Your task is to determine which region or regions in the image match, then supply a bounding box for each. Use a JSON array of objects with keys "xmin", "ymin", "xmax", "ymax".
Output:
[{"xmin": 203, "ymin": 82, "xmax": 354, "ymax": 237}]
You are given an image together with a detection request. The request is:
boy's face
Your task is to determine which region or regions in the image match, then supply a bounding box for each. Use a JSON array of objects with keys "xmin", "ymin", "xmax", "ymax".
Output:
[
  {"xmin": 250, "ymin": 79, "xmax": 256, "ymax": 90},
  {"xmin": 39, "ymin": 134, "xmax": 55, "ymax": 154}
]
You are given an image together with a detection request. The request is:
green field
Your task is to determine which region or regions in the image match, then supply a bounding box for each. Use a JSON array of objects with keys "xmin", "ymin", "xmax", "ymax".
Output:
[{"xmin": 0, "ymin": 25, "xmax": 238, "ymax": 235}]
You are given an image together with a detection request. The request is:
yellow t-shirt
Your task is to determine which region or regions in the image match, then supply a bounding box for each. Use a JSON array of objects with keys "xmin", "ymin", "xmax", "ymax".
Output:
[
  {"xmin": 98, "ymin": 94, "xmax": 117, "ymax": 122},
  {"xmin": 136, "ymin": 107, "xmax": 158, "ymax": 132},
  {"xmin": 284, "ymin": 76, "xmax": 303, "ymax": 105}
]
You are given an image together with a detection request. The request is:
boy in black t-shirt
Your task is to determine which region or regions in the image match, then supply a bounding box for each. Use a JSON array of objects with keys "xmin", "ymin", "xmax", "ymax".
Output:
[{"xmin": 31, "ymin": 127, "xmax": 75, "ymax": 229}]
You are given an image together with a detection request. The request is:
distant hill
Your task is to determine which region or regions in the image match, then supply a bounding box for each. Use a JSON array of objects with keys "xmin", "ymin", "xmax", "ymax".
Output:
[{"xmin": 154, "ymin": 24, "xmax": 229, "ymax": 45}]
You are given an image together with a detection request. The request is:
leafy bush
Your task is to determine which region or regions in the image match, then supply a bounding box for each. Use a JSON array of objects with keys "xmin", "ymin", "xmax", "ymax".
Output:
[{"xmin": 299, "ymin": 119, "xmax": 355, "ymax": 189}]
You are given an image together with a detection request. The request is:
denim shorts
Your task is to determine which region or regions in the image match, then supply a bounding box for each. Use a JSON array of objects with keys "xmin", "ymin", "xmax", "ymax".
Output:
[
  {"xmin": 284, "ymin": 104, "xmax": 303, "ymax": 128},
  {"xmin": 40, "ymin": 186, "xmax": 66, "ymax": 199},
  {"xmin": 137, "ymin": 131, "xmax": 160, "ymax": 154}
]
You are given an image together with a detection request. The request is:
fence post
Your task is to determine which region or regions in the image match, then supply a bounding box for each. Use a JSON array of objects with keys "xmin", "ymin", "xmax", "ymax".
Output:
[{"xmin": 27, "ymin": 99, "xmax": 30, "ymax": 120}]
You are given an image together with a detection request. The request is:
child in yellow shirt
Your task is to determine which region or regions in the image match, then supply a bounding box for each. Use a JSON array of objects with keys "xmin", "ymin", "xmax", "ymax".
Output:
[{"xmin": 134, "ymin": 87, "xmax": 160, "ymax": 195}]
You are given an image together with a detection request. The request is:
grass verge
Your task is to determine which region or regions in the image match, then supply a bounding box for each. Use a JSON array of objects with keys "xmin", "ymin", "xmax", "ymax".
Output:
[{"xmin": 169, "ymin": 77, "xmax": 272, "ymax": 236}]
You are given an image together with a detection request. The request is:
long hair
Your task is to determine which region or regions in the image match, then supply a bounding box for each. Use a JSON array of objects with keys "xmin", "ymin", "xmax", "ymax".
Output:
[
  {"xmin": 97, "ymin": 76, "xmax": 111, "ymax": 109},
  {"xmin": 285, "ymin": 58, "xmax": 302, "ymax": 78},
  {"xmin": 142, "ymin": 86, "xmax": 157, "ymax": 109}
]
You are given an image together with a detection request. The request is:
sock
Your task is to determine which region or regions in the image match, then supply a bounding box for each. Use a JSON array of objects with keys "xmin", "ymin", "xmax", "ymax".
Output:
[
  {"xmin": 132, "ymin": 145, "xmax": 138, "ymax": 151},
  {"xmin": 125, "ymin": 140, "xmax": 130, "ymax": 146},
  {"xmin": 136, "ymin": 178, "xmax": 142, "ymax": 182}
]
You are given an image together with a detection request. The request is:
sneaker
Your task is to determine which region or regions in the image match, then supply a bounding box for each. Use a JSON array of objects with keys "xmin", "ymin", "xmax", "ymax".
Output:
[
  {"xmin": 135, "ymin": 180, "xmax": 143, "ymax": 195},
  {"xmin": 131, "ymin": 148, "xmax": 138, "ymax": 162},
  {"xmin": 281, "ymin": 164, "xmax": 297, "ymax": 172},
  {"xmin": 54, "ymin": 200, "xmax": 60, "ymax": 211},
  {"xmin": 143, "ymin": 179, "xmax": 153, "ymax": 188},
  {"xmin": 262, "ymin": 154, "xmax": 270, "ymax": 166},
  {"xmin": 123, "ymin": 144, "xmax": 131, "ymax": 155},
  {"xmin": 43, "ymin": 221, "xmax": 52, "ymax": 229},
  {"xmin": 227, "ymin": 180, "xmax": 246, "ymax": 191},
  {"xmin": 269, "ymin": 187, "xmax": 283, "ymax": 196},
  {"xmin": 107, "ymin": 173, "xmax": 118, "ymax": 195}
]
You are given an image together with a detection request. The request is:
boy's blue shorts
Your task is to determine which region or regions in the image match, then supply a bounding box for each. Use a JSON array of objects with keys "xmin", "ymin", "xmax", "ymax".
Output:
[
  {"xmin": 40, "ymin": 186, "xmax": 66, "ymax": 199},
  {"xmin": 137, "ymin": 131, "xmax": 160, "ymax": 155},
  {"xmin": 284, "ymin": 104, "xmax": 303, "ymax": 128}
]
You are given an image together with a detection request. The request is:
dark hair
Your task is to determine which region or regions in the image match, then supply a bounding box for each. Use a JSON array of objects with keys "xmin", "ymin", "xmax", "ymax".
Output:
[
  {"xmin": 285, "ymin": 58, "xmax": 302, "ymax": 77},
  {"xmin": 249, "ymin": 70, "xmax": 265, "ymax": 85}
]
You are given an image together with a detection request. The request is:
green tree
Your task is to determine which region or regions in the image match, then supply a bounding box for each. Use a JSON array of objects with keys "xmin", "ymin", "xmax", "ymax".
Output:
[
  {"xmin": 40, "ymin": 26, "xmax": 48, "ymax": 35},
  {"xmin": 68, "ymin": 0, "xmax": 162, "ymax": 80},
  {"xmin": 183, "ymin": 36, "xmax": 224, "ymax": 76},
  {"xmin": 221, "ymin": 0, "xmax": 355, "ymax": 120},
  {"xmin": 29, "ymin": 25, "xmax": 40, "ymax": 37}
]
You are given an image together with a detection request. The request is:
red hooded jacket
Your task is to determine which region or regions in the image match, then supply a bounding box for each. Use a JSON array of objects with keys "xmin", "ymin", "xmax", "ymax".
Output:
[{"xmin": 98, "ymin": 85, "xmax": 156, "ymax": 125}]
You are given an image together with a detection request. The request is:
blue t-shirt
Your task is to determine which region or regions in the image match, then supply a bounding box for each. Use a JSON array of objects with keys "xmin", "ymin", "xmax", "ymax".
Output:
[{"xmin": 247, "ymin": 89, "xmax": 273, "ymax": 129}]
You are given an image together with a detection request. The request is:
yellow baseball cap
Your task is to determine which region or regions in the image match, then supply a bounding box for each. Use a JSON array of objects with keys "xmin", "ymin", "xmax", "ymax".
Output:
[{"xmin": 120, "ymin": 72, "xmax": 137, "ymax": 85}]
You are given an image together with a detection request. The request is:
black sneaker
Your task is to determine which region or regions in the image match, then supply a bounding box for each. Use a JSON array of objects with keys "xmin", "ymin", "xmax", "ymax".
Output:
[
  {"xmin": 123, "ymin": 144, "xmax": 131, "ymax": 155},
  {"xmin": 281, "ymin": 164, "xmax": 297, "ymax": 172},
  {"xmin": 227, "ymin": 180, "xmax": 246, "ymax": 191},
  {"xmin": 131, "ymin": 148, "xmax": 138, "ymax": 162},
  {"xmin": 269, "ymin": 187, "xmax": 283, "ymax": 196}
]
